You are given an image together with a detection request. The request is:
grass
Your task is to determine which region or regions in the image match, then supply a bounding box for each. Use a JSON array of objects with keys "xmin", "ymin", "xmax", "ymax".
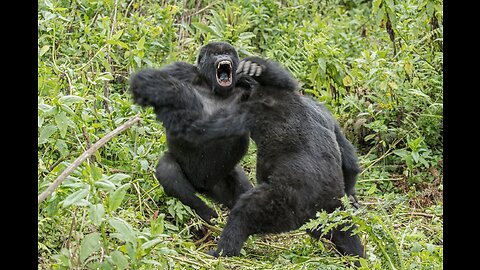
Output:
[{"xmin": 38, "ymin": 0, "xmax": 443, "ymax": 269}]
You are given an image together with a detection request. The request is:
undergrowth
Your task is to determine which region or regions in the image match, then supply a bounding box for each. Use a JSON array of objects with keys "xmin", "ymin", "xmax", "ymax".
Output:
[{"xmin": 38, "ymin": 0, "xmax": 443, "ymax": 269}]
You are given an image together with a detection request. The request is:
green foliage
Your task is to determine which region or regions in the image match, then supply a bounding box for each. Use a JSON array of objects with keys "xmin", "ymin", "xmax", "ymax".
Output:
[{"xmin": 38, "ymin": 0, "xmax": 442, "ymax": 269}]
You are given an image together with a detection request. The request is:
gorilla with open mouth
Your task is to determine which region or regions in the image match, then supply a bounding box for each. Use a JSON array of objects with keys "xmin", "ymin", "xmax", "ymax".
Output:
[{"xmin": 129, "ymin": 42, "xmax": 256, "ymax": 224}]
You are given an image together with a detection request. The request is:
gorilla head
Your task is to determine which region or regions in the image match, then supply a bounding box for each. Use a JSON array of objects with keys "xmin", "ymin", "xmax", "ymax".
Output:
[{"xmin": 196, "ymin": 42, "xmax": 240, "ymax": 96}]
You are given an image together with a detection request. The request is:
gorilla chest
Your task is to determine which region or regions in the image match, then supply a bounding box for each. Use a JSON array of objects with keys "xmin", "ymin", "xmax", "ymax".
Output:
[{"xmin": 197, "ymin": 90, "xmax": 241, "ymax": 115}]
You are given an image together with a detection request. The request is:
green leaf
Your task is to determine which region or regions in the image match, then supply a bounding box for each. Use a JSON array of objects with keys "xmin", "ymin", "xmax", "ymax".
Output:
[
  {"xmin": 139, "ymin": 159, "xmax": 149, "ymax": 171},
  {"xmin": 411, "ymin": 151, "xmax": 420, "ymax": 163},
  {"xmin": 404, "ymin": 60, "xmax": 413, "ymax": 75},
  {"xmin": 136, "ymin": 36, "xmax": 146, "ymax": 51},
  {"xmin": 38, "ymin": 116, "xmax": 44, "ymax": 128},
  {"xmin": 38, "ymin": 103, "xmax": 53, "ymax": 113},
  {"xmin": 411, "ymin": 242, "xmax": 422, "ymax": 253},
  {"xmin": 95, "ymin": 179, "xmax": 116, "ymax": 192},
  {"xmin": 239, "ymin": 32, "xmax": 255, "ymax": 40},
  {"xmin": 107, "ymin": 173, "xmax": 131, "ymax": 185},
  {"xmin": 58, "ymin": 95, "xmax": 85, "ymax": 106},
  {"xmin": 141, "ymin": 238, "xmax": 163, "ymax": 250},
  {"xmin": 54, "ymin": 111, "xmax": 69, "ymax": 138},
  {"xmin": 89, "ymin": 165, "xmax": 103, "ymax": 181},
  {"xmin": 317, "ymin": 58, "xmax": 326, "ymax": 82},
  {"xmin": 137, "ymin": 145, "xmax": 145, "ymax": 156},
  {"xmin": 89, "ymin": 204, "xmax": 105, "ymax": 226},
  {"xmin": 364, "ymin": 134, "xmax": 376, "ymax": 142},
  {"xmin": 109, "ymin": 183, "xmax": 131, "ymax": 212},
  {"xmin": 60, "ymin": 103, "xmax": 76, "ymax": 115},
  {"xmin": 110, "ymin": 250, "xmax": 128, "ymax": 270},
  {"xmin": 367, "ymin": 184, "xmax": 377, "ymax": 195},
  {"xmin": 96, "ymin": 73, "xmax": 114, "ymax": 81},
  {"xmin": 426, "ymin": 0, "xmax": 434, "ymax": 16},
  {"xmin": 192, "ymin": 22, "xmax": 218, "ymax": 36},
  {"xmin": 107, "ymin": 39, "xmax": 130, "ymax": 49},
  {"xmin": 426, "ymin": 243, "xmax": 436, "ymax": 254},
  {"xmin": 55, "ymin": 139, "xmax": 69, "ymax": 157},
  {"xmin": 38, "ymin": 125, "xmax": 57, "ymax": 145},
  {"xmin": 62, "ymin": 188, "xmax": 89, "ymax": 208},
  {"xmin": 80, "ymin": 232, "xmax": 101, "ymax": 263},
  {"xmin": 388, "ymin": 81, "xmax": 398, "ymax": 90},
  {"xmin": 108, "ymin": 217, "xmax": 136, "ymax": 246},
  {"xmin": 151, "ymin": 214, "xmax": 165, "ymax": 236},
  {"xmin": 372, "ymin": 0, "xmax": 383, "ymax": 15},
  {"xmin": 393, "ymin": 149, "xmax": 408, "ymax": 158},
  {"xmin": 39, "ymin": 45, "xmax": 50, "ymax": 56},
  {"xmin": 343, "ymin": 75, "xmax": 353, "ymax": 87}
]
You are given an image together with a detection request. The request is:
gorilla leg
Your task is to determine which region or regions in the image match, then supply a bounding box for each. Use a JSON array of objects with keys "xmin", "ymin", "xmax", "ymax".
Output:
[
  {"xmin": 155, "ymin": 152, "xmax": 218, "ymax": 224},
  {"xmin": 211, "ymin": 183, "xmax": 364, "ymax": 261},
  {"xmin": 334, "ymin": 123, "xmax": 361, "ymax": 207},
  {"xmin": 308, "ymin": 222, "xmax": 365, "ymax": 264},
  {"xmin": 205, "ymin": 165, "xmax": 253, "ymax": 209},
  {"xmin": 210, "ymin": 184, "xmax": 304, "ymax": 257}
]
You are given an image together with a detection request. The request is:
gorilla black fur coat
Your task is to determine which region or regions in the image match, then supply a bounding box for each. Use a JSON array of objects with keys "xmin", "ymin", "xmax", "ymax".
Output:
[
  {"xmin": 129, "ymin": 42, "xmax": 256, "ymax": 224},
  {"xmin": 209, "ymin": 56, "xmax": 365, "ymax": 263}
]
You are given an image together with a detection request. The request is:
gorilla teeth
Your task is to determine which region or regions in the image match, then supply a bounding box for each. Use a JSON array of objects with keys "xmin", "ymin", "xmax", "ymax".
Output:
[
  {"xmin": 217, "ymin": 60, "xmax": 232, "ymax": 69},
  {"xmin": 216, "ymin": 61, "xmax": 233, "ymax": 86}
]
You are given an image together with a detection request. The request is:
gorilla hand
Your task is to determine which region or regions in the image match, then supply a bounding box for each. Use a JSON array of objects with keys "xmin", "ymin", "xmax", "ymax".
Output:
[
  {"xmin": 236, "ymin": 57, "xmax": 298, "ymax": 91},
  {"xmin": 237, "ymin": 57, "xmax": 265, "ymax": 77}
]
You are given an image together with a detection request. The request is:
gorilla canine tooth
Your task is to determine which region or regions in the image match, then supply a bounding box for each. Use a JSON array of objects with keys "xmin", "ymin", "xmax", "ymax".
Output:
[{"xmin": 217, "ymin": 60, "xmax": 232, "ymax": 69}]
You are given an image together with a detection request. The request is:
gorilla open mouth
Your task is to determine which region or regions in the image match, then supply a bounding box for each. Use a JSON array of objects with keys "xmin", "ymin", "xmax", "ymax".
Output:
[{"xmin": 216, "ymin": 60, "xmax": 233, "ymax": 87}]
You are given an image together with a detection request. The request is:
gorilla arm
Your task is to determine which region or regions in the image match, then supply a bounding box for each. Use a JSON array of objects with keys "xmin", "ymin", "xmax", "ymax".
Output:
[
  {"xmin": 237, "ymin": 56, "xmax": 299, "ymax": 92},
  {"xmin": 160, "ymin": 107, "xmax": 252, "ymax": 145},
  {"xmin": 129, "ymin": 66, "xmax": 203, "ymax": 111},
  {"xmin": 130, "ymin": 67, "xmax": 251, "ymax": 146}
]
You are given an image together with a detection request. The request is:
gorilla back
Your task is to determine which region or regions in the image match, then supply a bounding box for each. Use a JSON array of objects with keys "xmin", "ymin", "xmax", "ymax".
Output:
[
  {"xmin": 210, "ymin": 57, "xmax": 364, "ymax": 264},
  {"xmin": 129, "ymin": 42, "xmax": 254, "ymax": 224}
]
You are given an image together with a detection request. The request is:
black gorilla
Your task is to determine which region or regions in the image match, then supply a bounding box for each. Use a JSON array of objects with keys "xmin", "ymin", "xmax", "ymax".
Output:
[
  {"xmin": 209, "ymin": 57, "xmax": 365, "ymax": 262},
  {"xmin": 129, "ymin": 42, "xmax": 255, "ymax": 224}
]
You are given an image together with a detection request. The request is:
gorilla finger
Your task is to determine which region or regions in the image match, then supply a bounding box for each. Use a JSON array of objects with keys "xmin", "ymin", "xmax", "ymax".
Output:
[
  {"xmin": 243, "ymin": 61, "xmax": 251, "ymax": 74},
  {"xmin": 249, "ymin": 63, "xmax": 258, "ymax": 76},
  {"xmin": 236, "ymin": 61, "xmax": 245, "ymax": 74},
  {"xmin": 255, "ymin": 66, "xmax": 262, "ymax": 76}
]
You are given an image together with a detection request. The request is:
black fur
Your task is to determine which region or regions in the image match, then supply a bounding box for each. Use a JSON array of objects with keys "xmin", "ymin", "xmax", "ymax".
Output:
[
  {"xmin": 209, "ymin": 56, "xmax": 365, "ymax": 263},
  {"xmin": 129, "ymin": 42, "xmax": 255, "ymax": 224}
]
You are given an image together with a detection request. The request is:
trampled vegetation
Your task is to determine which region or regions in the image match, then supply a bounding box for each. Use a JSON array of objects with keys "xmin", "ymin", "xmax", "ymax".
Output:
[{"xmin": 38, "ymin": 0, "xmax": 443, "ymax": 269}]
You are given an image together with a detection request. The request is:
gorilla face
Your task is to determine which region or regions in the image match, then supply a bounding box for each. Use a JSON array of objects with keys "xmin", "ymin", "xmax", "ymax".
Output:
[{"xmin": 197, "ymin": 42, "xmax": 240, "ymax": 95}]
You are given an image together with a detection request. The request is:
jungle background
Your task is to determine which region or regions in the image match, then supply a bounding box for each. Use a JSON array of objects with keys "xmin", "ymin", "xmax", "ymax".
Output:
[{"xmin": 38, "ymin": 0, "xmax": 443, "ymax": 269}]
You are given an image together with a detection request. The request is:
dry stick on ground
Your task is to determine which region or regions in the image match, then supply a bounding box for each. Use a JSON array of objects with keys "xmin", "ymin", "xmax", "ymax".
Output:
[{"xmin": 38, "ymin": 115, "xmax": 142, "ymax": 204}]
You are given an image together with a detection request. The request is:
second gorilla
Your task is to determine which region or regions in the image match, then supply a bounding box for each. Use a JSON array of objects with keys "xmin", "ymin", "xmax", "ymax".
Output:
[{"xmin": 209, "ymin": 56, "xmax": 365, "ymax": 262}]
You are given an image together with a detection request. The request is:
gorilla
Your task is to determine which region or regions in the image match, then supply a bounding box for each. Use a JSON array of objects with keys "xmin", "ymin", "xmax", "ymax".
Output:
[
  {"xmin": 129, "ymin": 42, "xmax": 256, "ymax": 224},
  {"xmin": 208, "ymin": 56, "xmax": 365, "ymax": 263}
]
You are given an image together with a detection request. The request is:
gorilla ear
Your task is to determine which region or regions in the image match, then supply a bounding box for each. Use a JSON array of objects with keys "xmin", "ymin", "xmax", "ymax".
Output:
[
  {"xmin": 196, "ymin": 53, "xmax": 203, "ymax": 65},
  {"xmin": 197, "ymin": 46, "xmax": 207, "ymax": 65}
]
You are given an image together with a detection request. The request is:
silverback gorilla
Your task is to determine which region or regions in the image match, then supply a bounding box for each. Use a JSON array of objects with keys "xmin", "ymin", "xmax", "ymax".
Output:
[
  {"xmin": 129, "ymin": 42, "xmax": 255, "ymax": 224},
  {"xmin": 208, "ymin": 56, "xmax": 365, "ymax": 263}
]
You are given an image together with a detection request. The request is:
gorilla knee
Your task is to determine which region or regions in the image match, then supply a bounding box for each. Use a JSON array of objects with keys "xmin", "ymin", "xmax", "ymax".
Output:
[{"xmin": 155, "ymin": 154, "xmax": 184, "ymax": 195}]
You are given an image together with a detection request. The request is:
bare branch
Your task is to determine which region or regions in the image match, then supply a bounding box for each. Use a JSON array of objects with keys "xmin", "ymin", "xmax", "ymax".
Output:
[{"xmin": 38, "ymin": 115, "xmax": 142, "ymax": 204}]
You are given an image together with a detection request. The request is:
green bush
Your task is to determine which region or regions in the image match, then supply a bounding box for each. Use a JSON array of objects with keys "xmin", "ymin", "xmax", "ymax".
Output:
[{"xmin": 38, "ymin": 0, "xmax": 442, "ymax": 269}]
